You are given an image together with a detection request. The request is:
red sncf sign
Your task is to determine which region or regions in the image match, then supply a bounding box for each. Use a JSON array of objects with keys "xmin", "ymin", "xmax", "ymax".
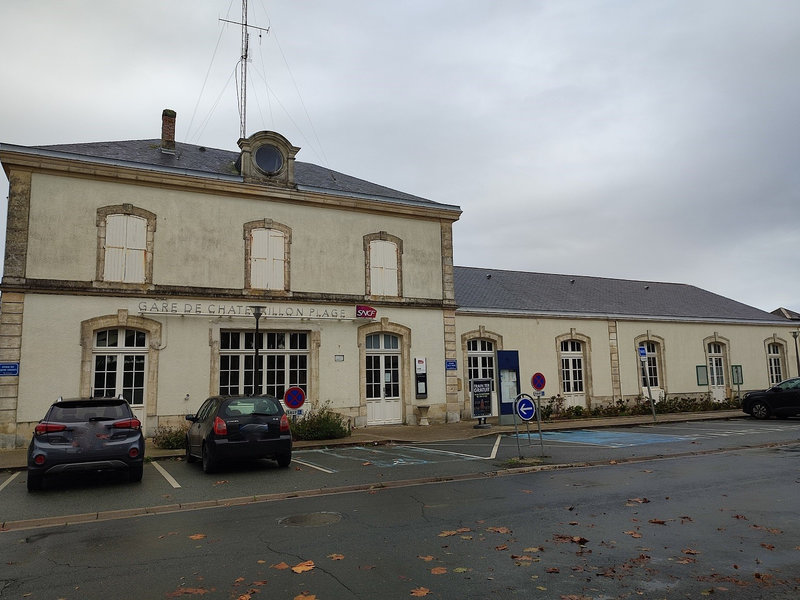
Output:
[{"xmin": 355, "ymin": 305, "xmax": 377, "ymax": 319}]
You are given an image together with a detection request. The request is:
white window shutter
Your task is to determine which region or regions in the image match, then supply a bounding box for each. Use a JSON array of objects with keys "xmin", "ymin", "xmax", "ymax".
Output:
[
  {"xmin": 104, "ymin": 215, "xmax": 127, "ymax": 282},
  {"xmin": 370, "ymin": 240, "xmax": 398, "ymax": 296},
  {"xmin": 250, "ymin": 229, "xmax": 269, "ymax": 289},
  {"xmin": 268, "ymin": 229, "xmax": 285, "ymax": 290},
  {"xmin": 124, "ymin": 216, "xmax": 147, "ymax": 283}
]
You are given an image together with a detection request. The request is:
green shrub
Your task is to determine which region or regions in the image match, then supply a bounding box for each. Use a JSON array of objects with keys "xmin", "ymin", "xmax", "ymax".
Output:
[
  {"xmin": 290, "ymin": 402, "xmax": 351, "ymax": 441},
  {"xmin": 152, "ymin": 423, "xmax": 189, "ymax": 449}
]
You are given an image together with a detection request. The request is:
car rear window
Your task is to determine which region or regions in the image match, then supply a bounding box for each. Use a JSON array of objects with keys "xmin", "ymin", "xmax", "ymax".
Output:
[
  {"xmin": 223, "ymin": 398, "xmax": 281, "ymax": 418},
  {"xmin": 48, "ymin": 401, "xmax": 131, "ymax": 422}
]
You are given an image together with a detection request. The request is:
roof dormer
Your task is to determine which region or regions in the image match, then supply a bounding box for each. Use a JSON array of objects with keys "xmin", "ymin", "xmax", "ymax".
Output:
[{"xmin": 237, "ymin": 131, "xmax": 300, "ymax": 187}]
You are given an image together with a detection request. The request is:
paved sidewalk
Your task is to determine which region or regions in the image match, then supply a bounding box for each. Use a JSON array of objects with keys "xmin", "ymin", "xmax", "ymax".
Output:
[{"xmin": 0, "ymin": 410, "xmax": 746, "ymax": 471}]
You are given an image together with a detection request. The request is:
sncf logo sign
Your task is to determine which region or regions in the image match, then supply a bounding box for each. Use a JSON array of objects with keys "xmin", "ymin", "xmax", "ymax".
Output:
[{"xmin": 356, "ymin": 304, "xmax": 377, "ymax": 320}]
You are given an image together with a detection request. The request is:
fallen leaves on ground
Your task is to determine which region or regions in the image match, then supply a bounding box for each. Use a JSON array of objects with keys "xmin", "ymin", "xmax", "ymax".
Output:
[
  {"xmin": 623, "ymin": 531, "xmax": 642, "ymax": 538},
  {"xmin": 294, "ymin": 593, "xmax": 316, "ymax": 600},
  {"xmin": 418, "ymin": 555, "xmax": 435, "ymax": 562},
  {"xmin": 431, "ymin": 567, "xmax": 447, "ymax": 575},
  {"xmin": 486, "ymin": 526, "xmax": 512, "ymax": 534},
  {"xmin": 626, "ymin": 497, "xmax": 650, "ymax": 505},
  {"xmin": 291, "ymin": 560, "xmax": 315, "ymax": 574},
  {"xmin": 648, "ymin": 519, "xmax": 667, "ymax": 525},
  {"xmin": 327, "ymin": 553, "xmax": 345, "ymax": 561},
  {"xmin": 166, "ymin": 588, "xmax": 209, "ymax": 597},
  {"xmin": 271, "ymin": 562, "xmax": 290, "ymax": 570},
  {"xmin": 552, "ymin": 534, "xmax": 588, "ymax": 545},
  {"xmin": 438, "ymin": 527, "xmax": 471, "ymax": 537},
  {"xmin": 410, "ymin": 587, "xmax": 431, "ymax": 596},
  {"xmin": 188, "ymin": 533, "xmax": 206, "ymax": 540}
]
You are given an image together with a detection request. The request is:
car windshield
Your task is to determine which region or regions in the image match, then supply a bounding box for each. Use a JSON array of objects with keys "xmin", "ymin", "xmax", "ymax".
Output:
[
  {"xmin": 222, "ymin": 398, "xmax": 281, "ymax": 417},
  {"xmin": 48, "ymin": 401, "xmax": 130, "ymax": 423}
]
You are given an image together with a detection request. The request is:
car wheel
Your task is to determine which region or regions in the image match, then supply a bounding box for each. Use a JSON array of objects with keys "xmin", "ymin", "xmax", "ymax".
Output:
[
  {"xmin": 27, "ymin": 471, "xmax": 44, "ymax": 492},
  {"xmin": 750, "ymin": 400, "xmax": 770, "ymax": 420},
  {"xmin": 129, "ymin": 463, "xmax": 144, "ymax": 483},
  {"xmin": 185, "ymin": 437, "xmax": 197, "ymax": 463},
  {"xmin": 276, "ymin": 451, "xmax": 292, "ymax": 468},
  {"xmin": 201, "ymin": 443, "xmax": 216, "ymax": 474}
]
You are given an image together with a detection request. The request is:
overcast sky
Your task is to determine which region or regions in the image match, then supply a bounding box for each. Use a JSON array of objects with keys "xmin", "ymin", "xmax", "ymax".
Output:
[{"xmin": 1, "ymin": 1, "xmax": 798, "ymax": 314}]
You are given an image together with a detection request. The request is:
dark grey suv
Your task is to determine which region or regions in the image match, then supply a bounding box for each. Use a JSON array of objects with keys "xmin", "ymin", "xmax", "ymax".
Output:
[
  {"xmin": 27, "ymin": 398, "xmax": 145, "ymax": 491},
  {"xmin": 742, "ymin": 377, "xmax": 800, "ymax": 420}
]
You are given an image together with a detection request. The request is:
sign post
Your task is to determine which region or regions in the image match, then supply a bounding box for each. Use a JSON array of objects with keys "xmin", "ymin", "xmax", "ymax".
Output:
[
  {"xmin": 639, "ymin": 346, "xmax": 657, "ymax": 423},
  {"xmin": 512, "ymin": 394, "xmax": 535, "ymax": 458},
  {"xmin": 283, "ymin": 386, "xmax": 306, "ymax": 418},
  {"xmin": 530, "ymin": 372, "xmax": 546, "ymax": 456}
]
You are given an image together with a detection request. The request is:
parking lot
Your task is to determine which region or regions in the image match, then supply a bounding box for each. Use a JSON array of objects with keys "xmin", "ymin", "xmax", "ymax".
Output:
[{"xmin": 2, "ymin": 418, "xmax": 799, "ymax": 530}]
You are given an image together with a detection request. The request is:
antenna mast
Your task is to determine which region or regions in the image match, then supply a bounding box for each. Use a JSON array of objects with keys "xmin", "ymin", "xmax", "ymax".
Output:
[
  {"xmin": 219, "ymin": 1, "xmax": 269, "ymax": 140},
  {"xmin": 239, "ymin": 0, "xmax": 248, "ymax": 139}
]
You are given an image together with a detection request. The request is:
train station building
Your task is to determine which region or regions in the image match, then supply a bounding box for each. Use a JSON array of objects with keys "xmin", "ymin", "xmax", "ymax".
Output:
[{"xmin": 0, "ymin": 110, "xmax": 796, "ymax": 447}]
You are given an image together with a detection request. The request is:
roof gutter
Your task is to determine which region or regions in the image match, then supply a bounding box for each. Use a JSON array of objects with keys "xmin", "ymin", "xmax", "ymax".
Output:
[
  {"xmin": 297, "ymin": 183, "xmax": 462, "ymax": 215},
  {"xmin": 0, "ymin": 143, "xmax": 243, "ymax": 183},
  {"xmin": 455, "ymin": 306, "xmax": 796, "ymax": 326}
]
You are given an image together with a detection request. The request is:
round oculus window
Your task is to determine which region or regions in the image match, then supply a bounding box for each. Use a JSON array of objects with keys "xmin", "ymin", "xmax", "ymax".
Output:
[{"xmin": 254, "ymin": 144, "xmax": 284, "ymax": 175}]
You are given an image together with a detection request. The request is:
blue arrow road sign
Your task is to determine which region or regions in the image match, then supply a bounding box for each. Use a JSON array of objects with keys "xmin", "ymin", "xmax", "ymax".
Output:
[{"xmin": 515, "ymin": 395, "xmax": 536, "ymax": 421}]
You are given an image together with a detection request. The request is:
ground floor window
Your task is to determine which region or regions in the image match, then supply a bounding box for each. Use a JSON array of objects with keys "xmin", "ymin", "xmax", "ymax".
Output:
[
  {"xmin": 219, "ymin": 330, "xmax": 308, "ymax": 398},
  {"xmin": 467, "ymin": 338, "xmax": 495, "ymax": 390},
  {"xmin": 639, "ymin": 341, "xmax": 660, "ymax": 388},
  {"xmin": 92, "ymin": 328, "xmax": 147, "ymax": 406},
  {"xmin": 767, "ymin": 343, "xmax": 783, "ymax": 385},
  {"xmin": 560, "ymin": 340, "xmax": 584, "ymax": 393}
]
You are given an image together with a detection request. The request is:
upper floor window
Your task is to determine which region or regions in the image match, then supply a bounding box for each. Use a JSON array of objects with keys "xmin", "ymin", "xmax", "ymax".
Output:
[
  {"xmin": 244, "ymin": 220, "xmax": 291, "ymax": 292},
  {"xmin": 97, "ymin": 205, "xmax": 156, "ymax": 285},
  {"xmin": 364, "ymin": 232, "xmax": 403, "ymax": 297}
]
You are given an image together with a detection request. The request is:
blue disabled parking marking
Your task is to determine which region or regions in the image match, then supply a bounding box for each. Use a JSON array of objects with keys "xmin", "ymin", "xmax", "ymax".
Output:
[{"xmin": 512, "ymin": 429, "xmax": 693, "ymax": 448}]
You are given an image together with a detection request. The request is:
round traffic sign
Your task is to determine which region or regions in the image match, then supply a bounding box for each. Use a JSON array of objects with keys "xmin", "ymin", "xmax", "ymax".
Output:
[
  {"xmin": 531, "ymin": 372, "xmax": 546, "ymax": 391},
  {"xmin": 515, "ymin": 394, "xmax": 536, "ymax": 421},
  {"xmin": 283, "ymin": 386, "xmax": 306, "ymax": 410}
]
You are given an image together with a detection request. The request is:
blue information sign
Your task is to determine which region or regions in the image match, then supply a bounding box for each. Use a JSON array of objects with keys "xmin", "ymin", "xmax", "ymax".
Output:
[
  {"xmin": 515, "ymin": 395, "xmax": 536, "ymax": 421},
  {"xmin": 0, "ymin": 362, "xmax": 19, "ymax": 376},
  {"xmin": 445, "ymin": 359, "xmax": 457, "ymax": 371}
]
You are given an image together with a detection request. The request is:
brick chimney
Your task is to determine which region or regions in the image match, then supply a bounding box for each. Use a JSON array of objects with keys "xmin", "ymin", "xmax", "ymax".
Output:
[{"xmin": 161, "ymin": 109, "xmax": 176, "ymax": 154}]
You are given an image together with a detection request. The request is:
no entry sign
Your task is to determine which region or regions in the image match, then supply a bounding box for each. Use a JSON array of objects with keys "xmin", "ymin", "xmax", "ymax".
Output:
[
  {"xmin": 283, "ymin": 386, "xmax": 306, "ymax": 410},
  {"xmin": 531, "ymin": 372, "xmax": 546, "ymax": 391}
]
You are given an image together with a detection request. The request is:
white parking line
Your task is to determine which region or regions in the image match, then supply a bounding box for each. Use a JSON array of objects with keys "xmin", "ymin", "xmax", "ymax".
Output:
[
  {"xmin": 152, "ymin": 461, "xmax": 181, "ymax": 488},
  {"xmin": 0, "ymin": 471, "xmax": 20, "ymax": 492},
  {"xmin": 293, "ymin": 458, "xmax": 336, "ymax": 473}
]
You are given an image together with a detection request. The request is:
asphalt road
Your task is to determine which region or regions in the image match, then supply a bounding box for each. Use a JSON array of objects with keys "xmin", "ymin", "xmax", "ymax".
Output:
[
  {"xmin": 1, "ymin": 418, "xmax": 799, "ymax": 528},
  {"xmin": 1, "ymin": 436, "xmax": 799, "ymax": 599}
]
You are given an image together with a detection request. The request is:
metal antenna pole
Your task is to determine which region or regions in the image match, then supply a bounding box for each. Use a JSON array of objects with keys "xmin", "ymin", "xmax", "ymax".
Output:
[{"xmin": 240, "ymin": 0, "xmax": 249, "ymax": 139}]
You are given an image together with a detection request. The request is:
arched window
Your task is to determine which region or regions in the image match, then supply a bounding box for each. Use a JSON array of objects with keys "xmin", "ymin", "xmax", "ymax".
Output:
[
  {"xmin": 96, "ymin": 205, "xmax": 156, "ymax": 284},
  {"xmin": 639, "ymin": 341, "xmax": 660, "ymax": 388},
  {"xmin": 767, "ymin": 342, "xmax": 784, "ymax": 385},
  {"xmin": 92, "ymin": 328, "xmax": 148, "ymax": 405},
  {"xmin": 244, "ymin": 220, "xmax": 291, "ymax": 292},
  {"xmin": 560, "ymin": 340, "xmax": 584, "ymax": 393},
  {"xmin": 467, "ymin": 339, "xmax": 495, "ymax": 390},
  {"xmin": 364, "ymin": 232, "xmax": 403, "ymax": 297}
]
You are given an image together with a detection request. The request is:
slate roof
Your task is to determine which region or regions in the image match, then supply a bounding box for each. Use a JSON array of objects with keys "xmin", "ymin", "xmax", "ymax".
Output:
[
  {"xmin": 771, "ymin": 307, "xmax": 800, "ymax": 321},
  {"xmin": 454, "ymin": 266, "xmax": 785, "ymax": 324},
  {"xmin": 32, "ymin": 139, "xmax": 451, "ymax": 209}
]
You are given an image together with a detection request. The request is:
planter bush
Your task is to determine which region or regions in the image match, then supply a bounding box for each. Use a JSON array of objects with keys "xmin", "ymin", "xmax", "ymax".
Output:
[
  {"xmin": 291, "ymin": 402, "xmax": 351, "ymax": 441},
  {"xmin": 152, "ymin": 423, "xmax": 189, "ymax": 449}
]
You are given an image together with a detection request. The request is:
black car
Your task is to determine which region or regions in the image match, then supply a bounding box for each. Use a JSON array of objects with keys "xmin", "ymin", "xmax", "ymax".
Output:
[
  {"xmin": 27, "ymin": 397, "xmax": 145, "ymax": 491},
  {"xmin": 185, "ymin": 395, "xmax": 292, "ymax": 473},
  {"xmin": 742, "ymin": 377, "xmax": 800, "ymax": 419}
]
